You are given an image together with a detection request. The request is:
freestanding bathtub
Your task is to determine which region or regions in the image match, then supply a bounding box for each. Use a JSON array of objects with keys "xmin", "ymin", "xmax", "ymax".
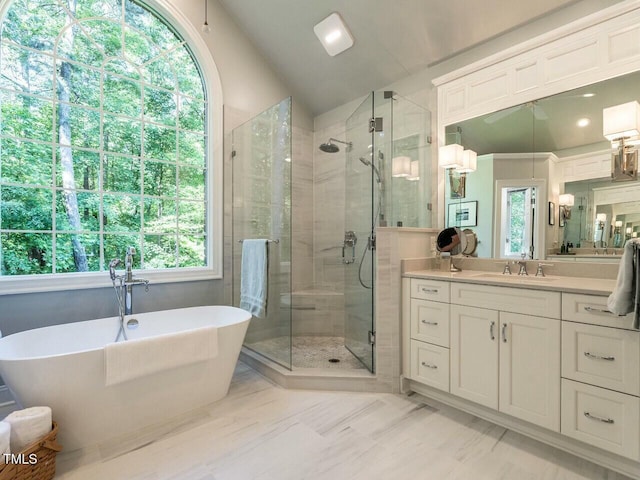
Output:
[{"xmin": 0, "ymin": 305, "xmax": 251, "ymax": 451}]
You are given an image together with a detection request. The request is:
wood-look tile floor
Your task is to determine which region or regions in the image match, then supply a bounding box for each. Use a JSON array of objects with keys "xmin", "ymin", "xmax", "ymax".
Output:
[{"xmin": 55, "ymin": 362, "xmax": 633, "ymax": 480}]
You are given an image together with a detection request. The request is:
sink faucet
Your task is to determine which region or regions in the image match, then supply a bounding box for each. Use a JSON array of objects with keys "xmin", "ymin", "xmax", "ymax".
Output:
[{"xmin": 502, "ymin": 262, "xmax": 512, "ymax": 275}]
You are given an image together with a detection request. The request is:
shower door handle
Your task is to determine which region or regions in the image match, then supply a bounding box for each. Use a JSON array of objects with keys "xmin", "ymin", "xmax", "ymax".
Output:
[{"xmin": 342, "ymin": 231, "xmax": 357, "ymax": 264}]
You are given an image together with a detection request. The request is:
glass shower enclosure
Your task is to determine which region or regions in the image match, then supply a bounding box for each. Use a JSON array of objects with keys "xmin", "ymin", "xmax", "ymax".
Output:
[
  {"xmin": 232, "ymin": 97, "xmax": 292, "ymax": 370},
  {"xmin": 233, "ymin": 92, "xmax": 431, "ymax": 375}
]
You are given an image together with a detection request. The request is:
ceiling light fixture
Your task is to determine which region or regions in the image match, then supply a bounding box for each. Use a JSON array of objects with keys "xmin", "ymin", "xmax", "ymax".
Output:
[
  {"xmin": 314, "ymin": 13, "xmax": 354, "ymax": 56},
  {"xmin": 576, "ymin": 118, "xmax": 590, "ymax": 128},
  {"xmin": 201, "ymin": 0, "xmax": 210, "ymax": 33}
]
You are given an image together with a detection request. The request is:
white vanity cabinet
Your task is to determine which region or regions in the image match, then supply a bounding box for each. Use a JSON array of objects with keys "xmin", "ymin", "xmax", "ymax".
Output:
[
  {"xmin": 560, "ymin": 293, "xmax": 640, "ymax": 460},
  {"xmin": 450, "ymin": 291, "xmax": 561, "ymax": 431},
  {"xmin": 407, "ymin": 279, "xmax": 450, "ymax": 392}
]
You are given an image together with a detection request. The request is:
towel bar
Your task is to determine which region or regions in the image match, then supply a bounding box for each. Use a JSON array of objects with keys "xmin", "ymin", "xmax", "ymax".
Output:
[{"xmin": 237, "ymin": 239, "xmax": 279, "ymax": 243}]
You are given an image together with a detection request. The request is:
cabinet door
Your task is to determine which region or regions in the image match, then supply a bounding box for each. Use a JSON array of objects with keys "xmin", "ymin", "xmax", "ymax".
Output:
[
  {"xmin": 499, "ymin": 312, "xmax": 560, "ymax": 431},
  {"xmin": 450, "ymin": 305, "xmax": 499, "ymax": 409}
]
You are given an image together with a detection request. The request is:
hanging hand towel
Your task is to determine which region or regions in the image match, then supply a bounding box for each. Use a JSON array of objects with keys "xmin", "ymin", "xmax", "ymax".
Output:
[
  {"xmin": 608, "ymin": 238, "xmax": 640, "ymax": 329},
  {"xmin": 240, "ymin": 239, "xmax": 269, "ymax": 318}
]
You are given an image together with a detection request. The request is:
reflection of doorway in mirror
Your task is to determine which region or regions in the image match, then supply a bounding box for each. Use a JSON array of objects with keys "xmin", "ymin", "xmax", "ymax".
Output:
[
  {"xmin": 494, "ymin": 179, "xmax": 546, "ymax": 259},
  {"xmin": 448, "ymin": 170, "xmax": 466, "ymax": 199}
]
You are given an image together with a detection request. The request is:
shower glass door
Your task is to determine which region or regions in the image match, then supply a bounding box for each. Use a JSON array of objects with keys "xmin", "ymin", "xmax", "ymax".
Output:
[
  {"xmin": 344, "ymin": 93, "xmax": 376, "ymax": 372},
  {"xmin": 232, "ymin": 97, "xmax": 292, "ymax": 370}
]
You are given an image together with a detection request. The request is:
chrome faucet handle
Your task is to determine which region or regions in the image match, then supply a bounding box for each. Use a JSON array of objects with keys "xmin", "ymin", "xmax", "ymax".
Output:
[
  {"xmin": 535, "ymin": 263, "xmax": 553, "ymax": 277},
  {"xmin": 516, "ymin": 260, "xmax": 528, "ymax": 276},
  {"xmin": 108, "ymin": 258, "xmax": 121, "ymax": 281},
  {"xmin": 502, "ymin": 262, "xmax": 511, "ymax": 275}
]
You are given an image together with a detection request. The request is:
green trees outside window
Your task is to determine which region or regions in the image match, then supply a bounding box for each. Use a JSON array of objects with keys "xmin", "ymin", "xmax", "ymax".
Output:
[{"xmin": 0, "ymin": 0, "xmax": 209, "ymax": 275}]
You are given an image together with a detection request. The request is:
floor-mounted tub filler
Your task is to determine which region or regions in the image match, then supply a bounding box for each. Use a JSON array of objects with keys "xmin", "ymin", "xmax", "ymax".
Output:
[{"xmin": 0, "ymin": 305, "xmax": 251, "ymax": 451}]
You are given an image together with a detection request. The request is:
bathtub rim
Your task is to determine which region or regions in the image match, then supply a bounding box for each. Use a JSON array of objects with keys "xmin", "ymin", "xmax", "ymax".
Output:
[{"xmin": 0, "ymin": 305, "xmax": 252, "ymax": 362}]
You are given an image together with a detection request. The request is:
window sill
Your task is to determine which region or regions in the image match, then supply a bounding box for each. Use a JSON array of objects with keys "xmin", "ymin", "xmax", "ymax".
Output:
[{"xmin": 0, "ymin": 268, "xmax": 221, "ymax": 296}]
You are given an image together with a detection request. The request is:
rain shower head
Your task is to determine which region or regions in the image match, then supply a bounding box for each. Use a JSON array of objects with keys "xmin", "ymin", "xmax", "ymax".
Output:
[{"xmin": 319, "ymin": 138, "xmax": 352, "ymax": 153}]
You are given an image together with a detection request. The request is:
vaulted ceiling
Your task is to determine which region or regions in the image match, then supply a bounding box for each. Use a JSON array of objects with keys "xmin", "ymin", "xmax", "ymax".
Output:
[{"xmin": 217, "ymin": 0, "xmax": 620, "ymax": 116}]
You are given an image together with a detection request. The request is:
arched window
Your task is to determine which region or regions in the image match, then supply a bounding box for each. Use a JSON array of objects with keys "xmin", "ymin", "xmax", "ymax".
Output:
[{"xmin": 0, "ymin": 0, "xmax": 220, "ymax": 289}]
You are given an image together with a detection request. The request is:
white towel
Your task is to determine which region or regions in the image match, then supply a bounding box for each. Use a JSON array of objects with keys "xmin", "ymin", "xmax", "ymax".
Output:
[
  {"xmin": 239, "ymin": 239, "xmax": 269, "ymax": 318},
  {"xmin": 4, "ymin": 406, "xmax": 51, "ymax": 453},
  {"xmin": 105, "ymin": 326, "xmax": 218, "ymax": 386},
  {"xmin": 608, "ymin": 239, "xmax": 640, "ymax": 327},
  {"xmin": 0, "ymin": 421, "xmax": 10, "ymax": 464}
]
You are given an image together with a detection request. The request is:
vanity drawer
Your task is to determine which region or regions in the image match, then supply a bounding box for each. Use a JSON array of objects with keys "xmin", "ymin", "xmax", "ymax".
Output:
[
  {"xmin": 410, "ymin": 340, "xmax": 449, "ymax": 392},
  {"xmin": 450, "ymin": 283, "xmax": 561, "ymax": 319},
  {"xmin": 562, "ymin": 322, "xmax": 640, "ymax": 396},
  {"xmin": 410, "ymin": 299, "xmax": 450, "ymax": 347},
  {"xmin": 561, "ymin": 379, "xmax": 640, "ymax": 460},
  {"xmin": 410, "ymin": 278, "xmax": 450, "ymax": 303},
  {"xmin": 562, "ymin": 293, "xmax": 635, "ymax": 330}
]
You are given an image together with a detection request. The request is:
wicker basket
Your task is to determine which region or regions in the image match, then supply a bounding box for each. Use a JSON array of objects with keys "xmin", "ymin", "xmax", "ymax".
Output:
[{"xmin": 0, "ymin": 422, "xmax": 62, "ymax": 480}]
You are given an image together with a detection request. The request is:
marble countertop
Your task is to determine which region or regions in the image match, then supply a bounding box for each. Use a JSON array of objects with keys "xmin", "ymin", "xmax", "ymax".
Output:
[{"xmin": 403, "ymin": 268, "xmax": 616, "ymax": 296}]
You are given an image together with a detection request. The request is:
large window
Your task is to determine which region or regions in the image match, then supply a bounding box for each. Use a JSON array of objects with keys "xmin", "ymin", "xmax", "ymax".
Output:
[{"xmin": 0, "ymin": 0, "xmax": 214, "ymax": 282}]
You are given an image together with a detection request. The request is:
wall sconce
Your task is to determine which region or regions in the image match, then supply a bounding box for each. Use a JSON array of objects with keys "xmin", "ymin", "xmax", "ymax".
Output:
[
  {"xmin": 594, "ymin": 213, "xmax": 607, "ymax": 247},
  {"xmin": 391, "ymin": 156, "xmax": 411, "ymax": 177},
  {"xmin": 603, "ymin": 100, "xmax": 640, "ymax": 182},
  {"xmin": 559, "ymin": 193, "xmax": 574, "ymax": 222},
  {"xmin": 438, "ymin": 144, "xmax": 464, "ymax": 170},
  {"xmin": 455, "ymin": 149, "xmax": 477, "ymax": 173},
  {"xmin": 407, "ymin": 161, "xmax": 420, "ymax": 181}
]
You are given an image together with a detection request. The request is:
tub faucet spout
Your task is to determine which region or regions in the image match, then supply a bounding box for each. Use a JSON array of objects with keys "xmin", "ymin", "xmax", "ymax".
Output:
[{"xmin": 123, "ymin": 247, "xmax": 149, "ymax": 315}]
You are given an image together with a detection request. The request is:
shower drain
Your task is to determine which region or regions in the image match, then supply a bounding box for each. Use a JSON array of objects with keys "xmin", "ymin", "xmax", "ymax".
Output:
[{"xmin": 328, "ymin": 358, "xmax": 340, "ymax": 363}]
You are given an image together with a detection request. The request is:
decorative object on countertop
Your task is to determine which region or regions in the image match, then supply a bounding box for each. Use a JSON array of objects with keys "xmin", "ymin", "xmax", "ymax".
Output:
[
  {"xmin": 0, "ymin": 421, "xmax": 61, "ymax": 480},
  {"xmin": 607, "ymin": 238, "xmax": 640, "ymax": 329}
]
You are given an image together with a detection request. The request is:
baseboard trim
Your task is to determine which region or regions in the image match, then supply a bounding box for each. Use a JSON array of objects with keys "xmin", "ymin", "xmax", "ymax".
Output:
[{"xmin": 407, "ymin": 380, "xmax": 640, "ymax": 479}]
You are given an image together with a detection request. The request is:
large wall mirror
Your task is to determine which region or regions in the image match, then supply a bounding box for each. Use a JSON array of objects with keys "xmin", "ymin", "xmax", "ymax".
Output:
[{"xmin": 444, "ymin": 69, "xmax": 640, "ymax": 263}]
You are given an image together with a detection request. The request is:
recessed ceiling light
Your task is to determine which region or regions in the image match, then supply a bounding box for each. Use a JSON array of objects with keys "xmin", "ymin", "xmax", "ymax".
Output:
[
  {"xmin": 314, "ymin": 13, "xmax": 354, "ymax": 57},
  {"xmin": 582, "ymin": 93, "xmax": 595, "ymax": 98},
  {"xmin": 577, "ymin": 118, "xmax": 590, "ymax": 127}
]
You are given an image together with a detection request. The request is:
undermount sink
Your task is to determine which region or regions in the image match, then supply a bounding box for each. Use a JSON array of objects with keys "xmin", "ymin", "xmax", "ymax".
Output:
[{"xmin": 470, "ymin": 273, "xmax": 556, "ymax": 282}]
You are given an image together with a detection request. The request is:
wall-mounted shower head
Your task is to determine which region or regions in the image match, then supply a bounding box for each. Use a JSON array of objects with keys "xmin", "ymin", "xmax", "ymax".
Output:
[{"xmin": 319, "ymin": 138, "xmax": 352, "ymax": 153}]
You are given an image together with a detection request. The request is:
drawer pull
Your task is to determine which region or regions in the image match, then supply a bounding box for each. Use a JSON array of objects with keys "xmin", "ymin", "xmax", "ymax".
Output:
[
  {"xmin": 584, "ymin": 352, "xmax": 615, "ymax": 361},
  {"xmin": 420, "ymin": 288, "xmax": 439, "ymax": 294},
  {"xmin": 489, "ymin": 321, "xmax": 495, "ymax": 340},
  {"xmin": 501, "ymin": 323, "xmax": 507, "ymax": 343},
  {"xmin": 421, "ymin": 320, "xmax": 438, "ymax": 326},
  {"xmin": 421, "ymin": 362, "xmax": 438, "ymax": 369},
  {"xmin": 584, "ymin": 412, "xmax": 615, "ymax": 424},
  {"xmin": 584, "ymin": 306, "xmax": 612, "ymax": 314}
]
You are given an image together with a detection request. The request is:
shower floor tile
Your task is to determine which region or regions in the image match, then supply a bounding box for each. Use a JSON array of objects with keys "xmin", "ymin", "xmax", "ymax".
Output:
[{"xmin": 245, "ymin": 336, "xmax": 366, "ymax": 370}]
